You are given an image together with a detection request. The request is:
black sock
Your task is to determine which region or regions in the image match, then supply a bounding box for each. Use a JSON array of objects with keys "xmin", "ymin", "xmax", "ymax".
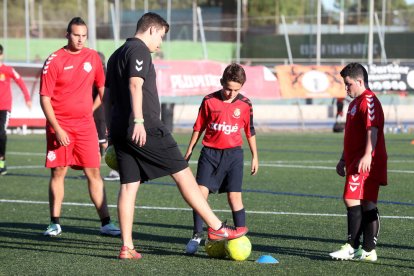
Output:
[
  {"xmin": 362, "ymin": 208, "xmax": 380, "ymax": 252},
  {"xmin": 101, "ymin": 216, "xmax": 111, "ymax": 227},
  {"xmin": 347, "ymin": 205, "xmax": 363, "ymax": 248},
  {"xmin": 51, "ymin": 217, "xmax": 60, "ymax": 224},
  {"xmin": 192, "ymin": 210, "xmax": 204, "ymax": 234},
  {"xmin": 232, "ymin": 208, "xmax": 246, "ymax": 227}
]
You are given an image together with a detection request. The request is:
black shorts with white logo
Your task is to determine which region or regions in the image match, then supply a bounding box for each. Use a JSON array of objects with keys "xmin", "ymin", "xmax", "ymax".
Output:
[
  {"xmin": 196, "ymin": 146, "xmax": 244, "ymax": 194},
  {"xmin": 113, "ymin": 126, "xmax": 188, "ymax": 184}
]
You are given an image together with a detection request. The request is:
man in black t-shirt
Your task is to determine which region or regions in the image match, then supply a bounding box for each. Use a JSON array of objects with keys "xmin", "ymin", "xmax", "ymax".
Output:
[{"xmin": 105, "ymin": 12, "xmax": 248, "ymax": 260}]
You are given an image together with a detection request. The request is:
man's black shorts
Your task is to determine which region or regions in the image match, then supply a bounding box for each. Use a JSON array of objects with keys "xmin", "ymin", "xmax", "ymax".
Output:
[
  {"xmin": 196, "ymin": 146, "xmax": 244, "ymax": 194},
  {"xmin": 113, "ymin": 126, "xmax": 188, "ymax": 184}
]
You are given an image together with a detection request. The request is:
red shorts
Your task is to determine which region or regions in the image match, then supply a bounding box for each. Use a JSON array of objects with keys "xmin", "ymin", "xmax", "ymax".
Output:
[
  {"xmin": 343, "ymin": 173, "xmax": 380, "ymax": 202},
  {"xmin": 45, "ymin": 118, "xmax": 100, "ymax": 169}
]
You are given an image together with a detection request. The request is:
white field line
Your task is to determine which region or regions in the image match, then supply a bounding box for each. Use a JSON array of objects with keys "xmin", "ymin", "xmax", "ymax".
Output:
[
  {"xmin": 9, "ymin": 151, "xmax": 414, "ymax": 164},
  {"xmin": 7, "ymin": 162, "xmax": 414, "ymax": 174},
  {"xmin": 0, "ymin": 199, "xmax": 413, "ymax": 220}
]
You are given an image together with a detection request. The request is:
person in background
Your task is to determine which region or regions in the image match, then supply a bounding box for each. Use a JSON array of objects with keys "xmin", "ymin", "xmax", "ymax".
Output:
[
  {"xmin": 39, "ymin": 17, "xmax": 120, "ymax": 237},
  {"xmin": 0, "ymin": 44, "xmax": 32, "ymax": 175}
]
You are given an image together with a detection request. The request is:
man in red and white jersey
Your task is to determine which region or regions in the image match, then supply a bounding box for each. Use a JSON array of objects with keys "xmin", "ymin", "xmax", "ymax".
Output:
[
  {"xmin": 39, "ymin": 17, "xmax": 119, "ymax": 237},
  {"xmin": 330, "ymin": 63, "xmax": 387, "ymax": 262},
  {"xmin": 184, "ymin": 63, "xmax": 258, "ymax": 254},
  {"xmin": 0, "ymin": 44, "xmax": 32, "ymax": 175}
]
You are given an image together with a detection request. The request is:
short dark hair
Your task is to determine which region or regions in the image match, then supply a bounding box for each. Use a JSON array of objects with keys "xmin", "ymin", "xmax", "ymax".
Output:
[
  {"xmin": 0, "ymin": 44, "xmax": 3, "ymax": 55},
  {"xmin": 136, "ymin": 12, "xmax": 169, "ymax": 34},
  {"xmin": 66, "ymin": 17, "xmax": 87, "ymax": 34},
  {"xmin": 340, "ymin": 63, "xmax": 369, "ymax": 84},
  {"xmin": 221, "ymin": 63, "xmax": 246, "ymax": 85}
]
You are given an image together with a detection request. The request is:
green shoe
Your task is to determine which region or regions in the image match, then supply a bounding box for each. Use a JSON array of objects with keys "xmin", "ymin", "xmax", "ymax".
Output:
[
  {"xmin": 356, "ymin": 249, "xmax": 378, "ymax": 262},
  {"xmin": 352, "ymin": 246, "xmax": 363, "ymax": 260},
  {"xmin": 0, "ymin": 160, "xmax": 7, "ymax": 175}
]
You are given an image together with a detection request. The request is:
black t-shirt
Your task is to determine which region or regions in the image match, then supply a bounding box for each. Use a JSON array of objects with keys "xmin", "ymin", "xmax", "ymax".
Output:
[{"xmin": 106, "ymin": 37, "xmax": 162, "ymax": 139}]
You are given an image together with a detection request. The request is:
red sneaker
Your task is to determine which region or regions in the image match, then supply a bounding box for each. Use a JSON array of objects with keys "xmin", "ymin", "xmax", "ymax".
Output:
[
  {"xmin": 236, "ymin": 226, "xmax": 248, "ymax": 233},
  {"xmin": 118, "ymin": 246, "xmax": 142, "ymax": 260},
  {"xmin": 207, "ymin": 223, "xmax": 248, "ymax": 241}
]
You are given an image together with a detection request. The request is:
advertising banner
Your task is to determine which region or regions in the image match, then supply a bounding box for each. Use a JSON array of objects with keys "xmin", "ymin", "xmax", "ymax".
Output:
[
  {"xmin": 154, "ymin": 60, "xmax": 281, "ymax": 99},
  {"xmin": 9, "ymin": 60, "xmax": 281, "ymax": 127},
  {"xmin": 275, "ymin": 64, "xmax": 346, "ymax": 98},
  {"xmin": 366, "ymin": 63, "xmax": 414, "ymax": 92},
  {"xmin": 275, "ymin": 63, "xmax": 414, "ymax": 99}
]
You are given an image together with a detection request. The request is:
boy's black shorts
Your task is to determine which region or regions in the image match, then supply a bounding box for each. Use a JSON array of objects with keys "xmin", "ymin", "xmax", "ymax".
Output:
[
  {"xmin": 113, "ymin": 126, "xmax": 188, "ymax": 184},
  {"xmin": 196, "ymin": 146, "xmax": 244, "ymax": 194}
]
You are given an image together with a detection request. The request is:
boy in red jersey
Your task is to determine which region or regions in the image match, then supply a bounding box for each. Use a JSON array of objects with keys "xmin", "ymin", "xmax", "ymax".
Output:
[
  {"xmin": 329, "ymin": 63, "xmax": 387, "ymax": 262},
  {"xmin": 184, "ymin": 63, "xmax": 258, "ymax": 254},
  {"xmin": 0, "ymin": 44, "xmax": 32, "ymax": 175},
  {"xmin": 105, "ymin": 13, "xmax": 248, "ymax": 260},
  {"xmin": 39, "ymin": 17, "xmax": 119, "ymax": 237}
]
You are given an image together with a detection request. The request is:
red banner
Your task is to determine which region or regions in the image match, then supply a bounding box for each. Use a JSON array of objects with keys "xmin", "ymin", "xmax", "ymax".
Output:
[
  {"xmin": 9, "ymin": 61, "xmax": 281, "ymax": 127},
  {"xmin": 275, "ymin": 64, "xmax": 346, "ymax": 98},
  {"xmin": 154, "ymin": 60, "xmax": 281, "ymax": 99}
]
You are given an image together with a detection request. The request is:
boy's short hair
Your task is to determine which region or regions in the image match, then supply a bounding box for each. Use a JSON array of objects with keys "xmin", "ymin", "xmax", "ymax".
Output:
[
  {"xmin": 340, "ymin": 63, "xmax": 369, "ymax": 83},
  {"xmin": 136, "ymin": 12, "xmax": 170, "ymax": 34},
  {"xmin": 221, "ymin": 63, "xmax": 246, "ymax": 85},
  {"xmin": 66, "ymin": 17, "xmax": 87, "ymax": 34},
  {"xmin": 0, "ymin": 44, "xmax": 3, "ymax": 55}
]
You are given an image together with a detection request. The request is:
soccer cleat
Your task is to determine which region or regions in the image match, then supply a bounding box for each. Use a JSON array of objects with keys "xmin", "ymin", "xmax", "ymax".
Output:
[
  {"xmin": 103, "ymin": 170, "xmax": 120, "ymax": 181},
  {"xmin": 236, "ymin": 226, "xmax": 248, "ymax": 233},
  {"xmin": 207, "ymin": 223, "xmax": 248, "ymax": 241},
  {"xmin": 100, "ymin": 222, "xmax": 121, "ymax": 236},
  {"xmin": 185, "ymin": 232, "xmax": 203, "ymax": 255},
  {"xmin": 353, "ymin": 246, "xmax": 363, "ymax": 260},
  {"xmin": 329, "ymin": 243, "xmax": 360, "ymax": 260},
  {"xmin": 0, "ymin": 160, "xmax": 7, "ymax": 175},
  {"xmin": 356, "ymin": 249, "xmax": 377, "ymax": 262},
  {"xmin": 43, "ymin": 223, "xmax": 62, "ymax": 236},
  {"xmin": 118, "ymin": 246, "xmax": 142, "ymax": 260}
]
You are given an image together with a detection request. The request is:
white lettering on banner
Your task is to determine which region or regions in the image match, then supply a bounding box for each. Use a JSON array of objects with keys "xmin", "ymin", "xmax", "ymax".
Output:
[
  {"xmin": 171, "ymin": 74, "xmax": 221, "ymax": 89},
  {"xmin": 365, "ymin": 64, "xmax": 412, "ymax": 91},
  {"xmin": 300, "ymin": 43, "xmax": 379, "ymax": 57},
  {"xmin": 369, "ymin": 64, "xmax": 410, "ymax": 74},
  {"xmin": 369, "ymin": 74, "xmax": 401, "ymax": 81},
  {"xmin": 210, "ymin": 122, "xmax": 239, "ymax": 135}
]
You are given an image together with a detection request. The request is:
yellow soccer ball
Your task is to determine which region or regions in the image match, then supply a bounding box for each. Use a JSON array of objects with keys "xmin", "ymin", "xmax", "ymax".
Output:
[
  {"xmin": 205, "ymin": 239, "xmax": 226, "ymax": 258},
  {"xmin": 225, "ymin": 236, "xmax": 252, "ymax": 261},
  {"xmin": 104, "ymin": 145, "xmax": 118, "ymax": 171}
]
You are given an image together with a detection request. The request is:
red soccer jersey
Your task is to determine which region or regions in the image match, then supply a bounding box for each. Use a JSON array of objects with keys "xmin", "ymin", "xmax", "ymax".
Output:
[
  {"xmin": 39, "ymin": 48, "xmax": 105, "ymax": 123},
  {"xmin": 0, "ymin": 64, "xmax": 30, "ymax": 111},
  {"xmin": 194, "ymin": 91, "xmax": 255, "ymax": 149},
  {"xmin": 344, "ymin": 89, "xmax": 387, "ymax": 183}
]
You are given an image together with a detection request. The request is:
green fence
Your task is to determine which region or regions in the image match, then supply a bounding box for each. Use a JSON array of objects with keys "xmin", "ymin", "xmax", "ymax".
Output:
[{"xmin": 0, "ymin": 38, "xmax": 235, "ymax": 63}]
